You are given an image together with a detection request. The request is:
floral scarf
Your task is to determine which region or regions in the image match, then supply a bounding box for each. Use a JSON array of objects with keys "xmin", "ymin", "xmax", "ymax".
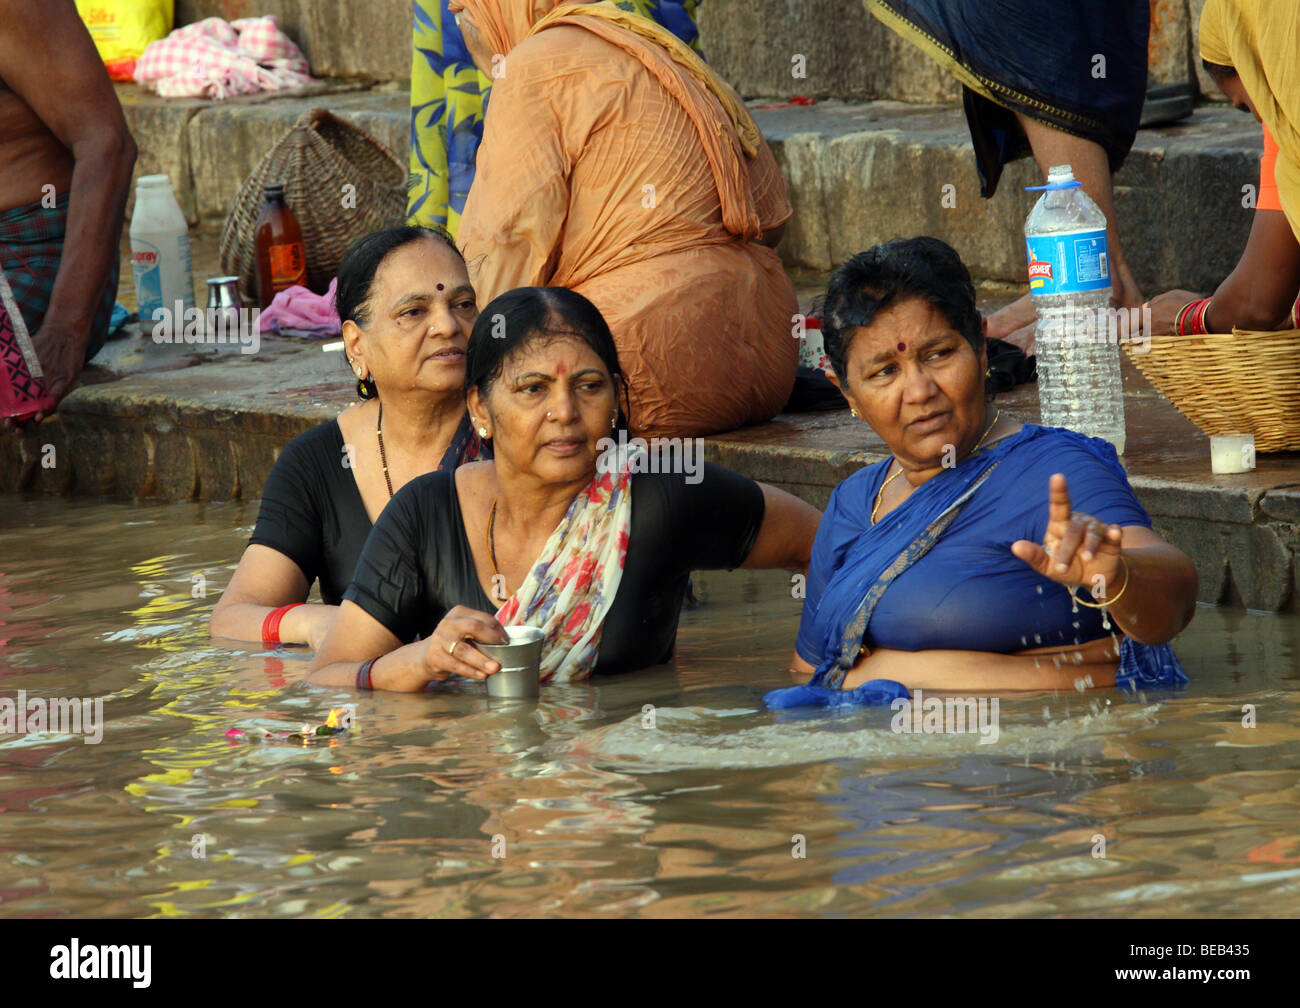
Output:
[{"xmin": 494, "ymin": 445, "xmax": 636, "ymax": 681}]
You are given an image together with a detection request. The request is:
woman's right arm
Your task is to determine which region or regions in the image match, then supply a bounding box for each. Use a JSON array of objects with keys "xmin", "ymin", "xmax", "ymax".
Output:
[
  {"xmin": 212, "ymin": 429, "xmax": 337, "ymax": 647},
  {"xmin": 1146, "ymin": 128, "xmax": 1300, "ymax": 336},
  {"xmin": 208, "ymin": 545, "xmax": 336, "ymax": 649},
  {"xmin": 1204, "ymin": 206, "xmax": 1300, "ymax": 331},
  {"xmin": 307, "ymin": 603, "xmax": 508, "ymax": 692}
]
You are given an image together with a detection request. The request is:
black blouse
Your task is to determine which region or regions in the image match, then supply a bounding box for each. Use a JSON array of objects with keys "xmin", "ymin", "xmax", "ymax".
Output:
[
  {"xmin": 248, "ymin": 421, "xmax": 372, "ymax": 606},
  {"xmin": 342, "ymin": 464, "xmax": 767, "ymax": 674},
  {"xmin": 248, "ymin": 417, "xmax": 490, "ymax": 604}
]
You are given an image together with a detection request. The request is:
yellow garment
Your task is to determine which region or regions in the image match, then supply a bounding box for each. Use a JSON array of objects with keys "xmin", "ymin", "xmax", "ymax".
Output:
[
  {"xmin": 454, "ymin": 0, "xmax": 798, "ymax": 437},
  {"xmin": 1200, "ymin": 0, "xmax": 1300, "ymax": 241}
]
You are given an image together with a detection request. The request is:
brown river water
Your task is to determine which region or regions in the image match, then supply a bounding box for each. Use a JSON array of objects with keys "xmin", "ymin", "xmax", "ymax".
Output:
[{"xmin": 1, "ymin": 494, "xmax": 1298, "ymax": 917}]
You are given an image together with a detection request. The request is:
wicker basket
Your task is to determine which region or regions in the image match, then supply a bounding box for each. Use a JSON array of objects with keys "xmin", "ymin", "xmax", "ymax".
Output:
[
  {"xmin": 1124, "ymin": 329, "xmax": 1300, "ymax": 452},
  {"xmin": 219, "ymin": 107, "xmax": 408, "ymax": 302}
]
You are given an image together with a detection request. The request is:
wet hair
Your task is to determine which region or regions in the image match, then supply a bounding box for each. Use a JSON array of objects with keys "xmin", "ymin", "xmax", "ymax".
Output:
[
  {"xmin": 820, "ymin": 236, "xmax": 983, "ymax": 381},
  {"xmin": 334, "ymin": 225, "xmax": 464, "ymax": 400},
  {"xmin": 465, "ymin": 287, "xmax": 630, "ymax": 434}
]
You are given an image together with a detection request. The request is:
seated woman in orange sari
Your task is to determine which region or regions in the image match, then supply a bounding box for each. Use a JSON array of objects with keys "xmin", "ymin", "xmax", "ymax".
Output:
[{"xmin": 449, "ymin": 0, "xmax": 798, "ymax": 438}]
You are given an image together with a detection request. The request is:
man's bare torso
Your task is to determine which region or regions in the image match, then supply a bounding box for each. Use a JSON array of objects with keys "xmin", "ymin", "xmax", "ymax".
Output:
[{"xmin": 0, "ymin": 80, "xmax": 75, "ymax": 212}]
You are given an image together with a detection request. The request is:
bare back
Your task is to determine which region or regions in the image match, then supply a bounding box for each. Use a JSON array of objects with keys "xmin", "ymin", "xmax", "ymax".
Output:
[{"xmin": 0, "ymin": 87, "xmax": 74, "ymax": 211}]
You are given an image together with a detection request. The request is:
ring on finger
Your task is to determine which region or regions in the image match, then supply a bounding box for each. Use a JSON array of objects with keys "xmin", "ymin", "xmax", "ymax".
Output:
[{"xmin": 447, "ymin": 639, "xmax": 458, "ymax": 657}]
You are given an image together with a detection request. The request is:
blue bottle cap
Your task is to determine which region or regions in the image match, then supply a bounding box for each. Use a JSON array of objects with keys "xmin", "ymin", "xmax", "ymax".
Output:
[{"xmin": 1025, "ymin": 180, "xmax": 1083, "ymax": 191}]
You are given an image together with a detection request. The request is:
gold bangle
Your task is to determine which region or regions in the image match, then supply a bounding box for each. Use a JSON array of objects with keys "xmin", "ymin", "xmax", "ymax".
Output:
[{"xmin": 1073, "ymin": 554, "xmax": 1130, "ymax": 609}]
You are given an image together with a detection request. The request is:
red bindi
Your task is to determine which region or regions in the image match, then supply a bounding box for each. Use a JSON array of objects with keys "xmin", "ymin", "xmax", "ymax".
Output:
[
  {"xmin": 556, "ymin": 363, "xmax": 567, "ymax": 375},
  {"xmin": 897, "ymin": 342, "xmax": 906, "ymax": 352}
]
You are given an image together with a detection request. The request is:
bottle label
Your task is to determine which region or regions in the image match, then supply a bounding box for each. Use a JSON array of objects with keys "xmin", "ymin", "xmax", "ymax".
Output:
[
  {"xmin": 1025, "ymin": 228, "xmax": 1110, "ymax": 296},
  {"xmin": 268, "ymin": 243, "xmax": 306, "ymax": 289},
  {"xmin": 131, "ymin": 239, "xmax": 163, "ymax": 320}
]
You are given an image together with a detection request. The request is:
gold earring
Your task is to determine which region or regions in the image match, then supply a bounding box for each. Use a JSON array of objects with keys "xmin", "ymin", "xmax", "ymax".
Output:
[
  {"xmin": 850, "ymin": 408, "xmax": 859, "ymax": 418},
  {"xmin": 610, "ymin": 415, "xmax": 617, "ymax": 429}
]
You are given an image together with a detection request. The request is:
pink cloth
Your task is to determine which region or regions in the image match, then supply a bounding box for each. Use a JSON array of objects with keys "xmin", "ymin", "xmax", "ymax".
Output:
[
  {"xmin": 257, "ymin": 277, "xmax": 340, "ymax": 337},
  {"xmin": 134, "ymin": 16, "xmax": 314, "ymax": 99}
]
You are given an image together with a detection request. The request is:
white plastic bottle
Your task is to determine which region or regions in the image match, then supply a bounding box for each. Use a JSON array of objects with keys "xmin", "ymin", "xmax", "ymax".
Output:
[
  {"xmin": 1025, "ymin": 164, "xmax": 1126, "ymax": 454},
  {"xmin": 130, "ymin": 174, "xmax": 194, "ymax": 336}
]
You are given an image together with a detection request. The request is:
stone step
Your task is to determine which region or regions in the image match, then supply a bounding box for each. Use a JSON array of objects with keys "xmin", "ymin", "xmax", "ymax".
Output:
[
  {"xmin": 4, "ymin": 329, "xmax": 1297, "ymax": 611},
  {"xmin": 174, "ymin": 0, "xmax": 413, "ymax": 82},
  {"xmin": 117, "ymin": 83, "xmax": 410, "ymax": 232},
  {"xmin": 698, "ymin": 0, "xmax": 1217, "ymax": 102},
  {"xmin": 118, "ymin": 84, "xmax": 1263, "ymax": 294},
  {"xmin": 755, "ymin": 98, "xmax": 1263, "ymax": 293},
  {"xmin": 171, "ymin": 0, "xmax": 1218, "ymax": 101}
]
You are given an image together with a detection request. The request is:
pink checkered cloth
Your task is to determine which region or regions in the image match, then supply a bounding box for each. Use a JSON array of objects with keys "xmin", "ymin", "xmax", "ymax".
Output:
[{"xmin": 134, "ymin": 16, "xmax": 314, "ymax": 99}]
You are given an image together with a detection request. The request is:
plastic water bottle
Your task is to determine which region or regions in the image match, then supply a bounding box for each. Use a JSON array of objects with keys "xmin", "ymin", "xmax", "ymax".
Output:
[
  {"xmin": 130, "ymin": 174, "xmax": 194, "ymax": 333},
  {"xmin": 1025, "ymin": 164, "xmax": 1126, "ymax": 454}
]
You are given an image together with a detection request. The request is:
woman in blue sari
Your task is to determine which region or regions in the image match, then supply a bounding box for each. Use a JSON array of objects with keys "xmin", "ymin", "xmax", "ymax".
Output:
[{"xmin": 778, "ymin": 237, "xmax": 1198, "ymax": 704}]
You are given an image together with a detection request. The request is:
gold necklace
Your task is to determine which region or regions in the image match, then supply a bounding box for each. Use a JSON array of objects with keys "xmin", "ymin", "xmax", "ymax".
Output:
[
  {"xmin": 376, "ymin": 401, "xmax": 394, "ymax": 499},
  {"xmin": 871, "ymin": 409, "xmax": 1002, "ymax": 525},
  {"xmin": 487, "ymin": 498, "xmax": 504, "ymax": 595}
]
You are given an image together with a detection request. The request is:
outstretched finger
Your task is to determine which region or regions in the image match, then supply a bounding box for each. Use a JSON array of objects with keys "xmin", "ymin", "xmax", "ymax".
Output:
[
  {"xmin": 1010, "ymin": 538, "xmax": 1053, "ymax": 576},
  {"xmin": 1054, "ymin": 516, "xmax": 1089, "ymax": 573},
  {"xmin": 1047, "ymin": 473, "xmax": 1072, "ymax": 529}
]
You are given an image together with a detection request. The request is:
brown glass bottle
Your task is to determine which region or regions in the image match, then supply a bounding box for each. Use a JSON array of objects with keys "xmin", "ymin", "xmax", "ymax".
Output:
[{"xmin": 253, "ymin": 184, "xmax": 307, "ymax": 310}]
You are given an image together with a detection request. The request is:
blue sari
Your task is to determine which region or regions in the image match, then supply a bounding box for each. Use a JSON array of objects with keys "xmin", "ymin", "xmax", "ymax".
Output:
[
  {"xmin": 765, "ymin": 426, "xmax": 1187, "ymax": 710},
  {"xmin": 865, "ymin": 0, "xmax": 1149, "ymax": 198}
]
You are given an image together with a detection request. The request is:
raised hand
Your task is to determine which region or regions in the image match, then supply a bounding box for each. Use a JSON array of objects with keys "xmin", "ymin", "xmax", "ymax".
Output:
[{"xmin": 1010, "ymin": 473, "xmax": 1126, "ymax": 601}]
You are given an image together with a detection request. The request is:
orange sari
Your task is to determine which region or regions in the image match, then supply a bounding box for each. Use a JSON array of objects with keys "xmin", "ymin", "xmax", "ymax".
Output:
[{"xmin": 453, "ymin": 0, "xmax": 798, "ymax": 437}]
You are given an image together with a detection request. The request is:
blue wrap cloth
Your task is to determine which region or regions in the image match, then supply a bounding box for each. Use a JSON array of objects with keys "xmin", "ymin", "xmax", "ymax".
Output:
[
  {"xmin": 764, "ymin": 679, "xmax": 909, "ymax": 710},
  {"xmin": 1116, "ymin": 638, "xmax": 1188, "ymax": 691}
]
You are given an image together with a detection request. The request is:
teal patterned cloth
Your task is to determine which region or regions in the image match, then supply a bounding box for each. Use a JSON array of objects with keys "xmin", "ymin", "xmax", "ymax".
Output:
[{"xmin": 407, "ymin": 0, "xmax": 702, "ymax": 236}]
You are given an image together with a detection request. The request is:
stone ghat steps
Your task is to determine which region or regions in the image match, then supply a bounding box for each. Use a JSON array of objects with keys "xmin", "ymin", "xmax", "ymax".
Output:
[
  {"xmin": 119, "ymin": 83, "xmax": 1263, "ymax": 295},
  {"xmin": 4, "ymin": 332, "xmax": 1300, "ymax": 613},
  {"xmin": 170, "ymin": 0, "xmax": 1216, "ymax": 99}
]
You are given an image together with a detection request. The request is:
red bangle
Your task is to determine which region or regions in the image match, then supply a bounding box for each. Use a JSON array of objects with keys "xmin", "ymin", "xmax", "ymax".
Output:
[
  {"xmin": 1176, "ymin": 297, "xmax": 1213, "ymax": 336},
  {"xmin": 261, "ymin": 603, "xmax": 304, "ymax": 648}
]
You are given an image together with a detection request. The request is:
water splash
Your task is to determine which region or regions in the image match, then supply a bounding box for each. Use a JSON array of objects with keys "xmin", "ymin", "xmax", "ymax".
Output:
[{"xmin": 583, "ymin": 703, "xmax": 1161, "ymax": 771}]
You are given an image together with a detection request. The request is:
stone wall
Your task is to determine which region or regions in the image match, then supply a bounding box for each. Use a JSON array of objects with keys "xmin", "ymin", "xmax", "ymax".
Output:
[
  {"xmin": 699, "ymin": 0, "xmax": 1215, "ymax": 102},
  {"xmin": 166, "ymin": 1, "xmax": 1219, "ymax": 100},
  {"xmin": 695, "ymin": 0, "xmax": 958, "ymax": 104},
  {"xmin": 175, "ymin": 0, "xmax": 413, "ymax": 81}
]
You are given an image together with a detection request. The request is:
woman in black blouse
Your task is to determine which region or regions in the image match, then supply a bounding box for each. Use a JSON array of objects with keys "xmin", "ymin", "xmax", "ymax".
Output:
[
  {"xmin": 209, "ymin": 227, "xmax": 490, "ymax": 650},
  {"xmin": 308, "ymin": 287, "xmax": 821, "ymax": 691}
]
